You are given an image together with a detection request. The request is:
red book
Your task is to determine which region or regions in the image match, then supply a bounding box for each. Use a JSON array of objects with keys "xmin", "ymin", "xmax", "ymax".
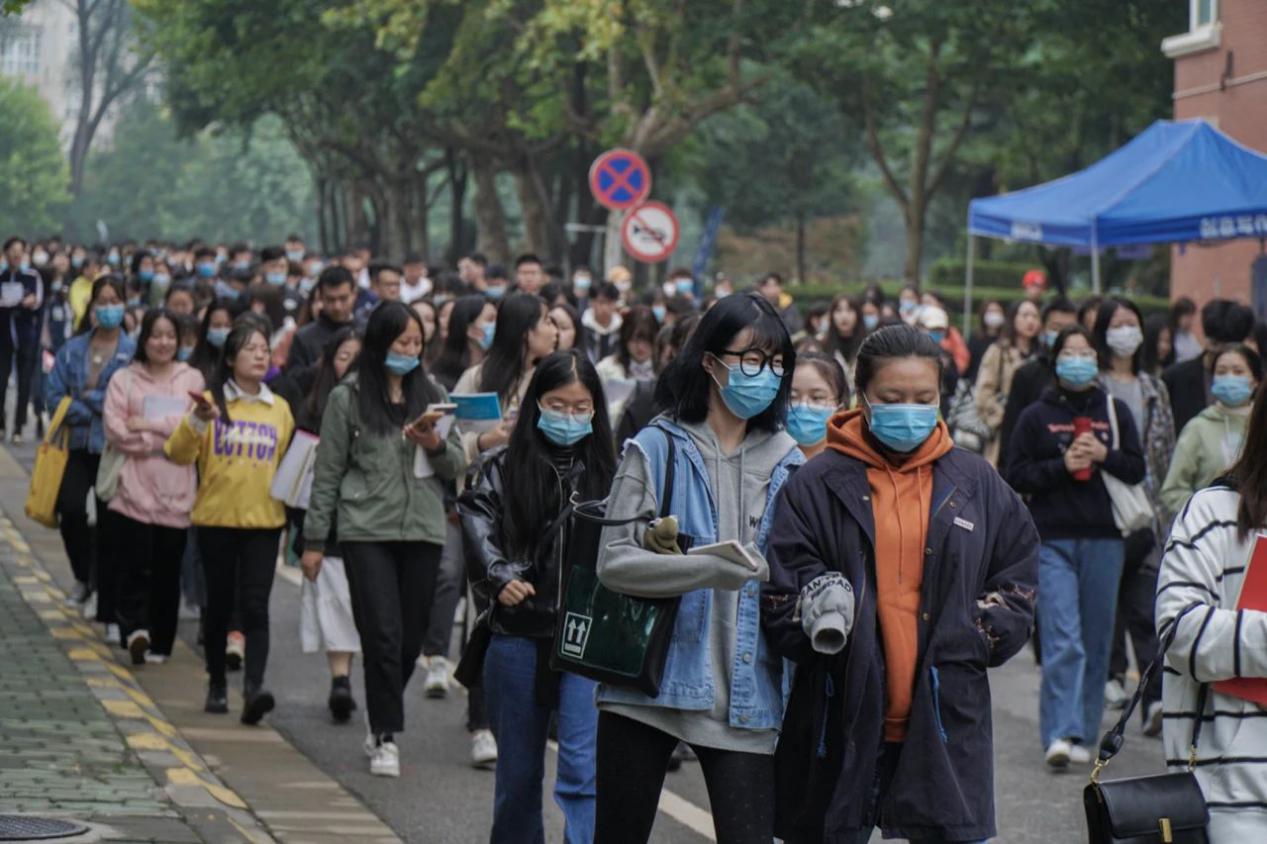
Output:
[{"xmin": 1215, "ymin": 534, "xmax": 1267, "ymax": 705}]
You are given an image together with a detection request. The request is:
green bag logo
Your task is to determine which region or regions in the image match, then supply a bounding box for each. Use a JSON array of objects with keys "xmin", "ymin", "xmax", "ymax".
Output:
[{"xmin": 561, "ymin": 612, "xmax": 592, "ymax": 658}]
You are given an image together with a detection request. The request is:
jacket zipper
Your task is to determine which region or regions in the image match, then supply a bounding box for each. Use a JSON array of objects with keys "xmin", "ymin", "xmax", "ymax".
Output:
[{"xmin": 817, "ymin": 673, "xmax": 835, "ymax": 758}]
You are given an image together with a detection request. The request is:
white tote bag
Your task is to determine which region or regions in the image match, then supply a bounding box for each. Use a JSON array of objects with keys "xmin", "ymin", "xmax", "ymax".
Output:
[{"xmin": 1102, "ymin": 398, "xmax": 1153, "ymax": 535}]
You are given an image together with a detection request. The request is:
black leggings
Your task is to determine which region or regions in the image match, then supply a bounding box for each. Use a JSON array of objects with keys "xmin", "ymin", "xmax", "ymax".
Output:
[
  {"xmin": 593, "ymin": 711, "xmax": 775, "ymax": 844},
  {"xmin": 112, "ymin": 513, "xmax": 187, "ymax": 656},
  {"xmin": 56, "ymin": 448, "xmax": 99, "ymax": 586},
  {"xmin": 199, "ymin": 526, "xmax": 281, "ymax": 687}
]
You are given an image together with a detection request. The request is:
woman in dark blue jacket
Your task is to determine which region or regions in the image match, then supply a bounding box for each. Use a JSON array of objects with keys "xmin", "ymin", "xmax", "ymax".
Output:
[
  {"xmin": 1005, "ymin": 324, "xmax": 1146, "ymax": 772},
  {"xmin": 763, "ymin": 325, "xmax": 1039, "ymax": 844}
]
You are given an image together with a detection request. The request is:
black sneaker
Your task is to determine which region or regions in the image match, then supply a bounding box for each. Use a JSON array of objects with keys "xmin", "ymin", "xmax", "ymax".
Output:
[
  {"xmin": 241, "ymin": 685, "xmax": 275, "ymax": 726},
  {"xmin": 126, "ymin": 630, "xmax": 149, "ymax": 666},
  {"xmin": 328, "ymin": 677, "xmax": 356, "ymax": 723},
  {"xmin": 205, "ymin": 683, "xmax": 229, "ymax": 714}
]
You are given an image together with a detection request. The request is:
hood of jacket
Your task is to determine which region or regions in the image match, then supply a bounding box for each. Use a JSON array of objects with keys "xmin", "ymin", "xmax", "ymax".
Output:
[
  {"xmin": 826, "ymin": 407, "xmax": 952, "ymax": 471},
  {"xmin": 582, "ymin": 308, "xmax": 622, "ymax": 337}
]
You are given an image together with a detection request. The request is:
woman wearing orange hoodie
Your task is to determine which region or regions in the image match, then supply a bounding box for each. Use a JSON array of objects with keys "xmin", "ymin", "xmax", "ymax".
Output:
[{"xmin": 763, "ymin": 324, "xmax": 1039, "ymax": 844}]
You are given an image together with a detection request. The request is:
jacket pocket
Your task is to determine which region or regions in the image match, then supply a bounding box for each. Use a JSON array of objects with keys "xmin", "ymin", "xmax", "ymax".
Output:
[{"xmin": 929, "ymin": 666, "xmax": 949, "ymax": 744}]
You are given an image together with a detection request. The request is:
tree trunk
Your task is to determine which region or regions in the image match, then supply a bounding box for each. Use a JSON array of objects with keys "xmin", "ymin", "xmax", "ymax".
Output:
[
  {"xmin": 316, "ymin": 175, "xmax": 330, "ymax": 255},
  {"xmin": 346, "ymin": 181, "xmax": 372, "ymax": 251},
  {"xmin": 903, "ymin": 207, "xmax": 926, "ymax": 288},
  {"xmin": 471, "ymin": 157, "xmax": 510, "ymax": 265},
  {"xmin": 413, "ymin": 171, "xmax": 431, "ymax": 261},
  {"xmin": 795, "ymin": 212, "xmax": 807, "ymax": 285},
  {"xmin": 445, "ymin": 147, "xmax": 467, "ymax": 264},
  {"xmin": 513, "ymin": 164, "xmax": 551, "ymax": 258}
]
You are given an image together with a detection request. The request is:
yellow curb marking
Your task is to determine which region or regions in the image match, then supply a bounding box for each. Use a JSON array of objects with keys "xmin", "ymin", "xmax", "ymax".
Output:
[
  {"xmin": 123, "ymin": 685, "xmax": 158, "ymax": 710},
  {"xmin": 128, "ymin": 732, "xmax": 206, "ymax": 771},
  {"xmin": 102, "ymin": 699, "xmax": 146, "ymax": 719},
  {"xmin": 14, "ymin": 575, "xmax": 37, "ymax": 584},
  {"xmin": 86, "ymin": 676, "xmax": 123, "ymax": 688},
  {"xmin": 143, "ymin": 712, "xmax": 179, "ymax": 738},
  {"xmin": 68, "ymin": 647, "xmax": 101, "ymax": 661},
  {"xmin": 38, "ymin": 609, "xmax": 64, "ymax": 620},
  {"xmin": 105, "ymin": 662, "xmax": 133, "ymax": 680},
  {"xmin": 167, "ymin": 766, "xmax": 248, "ymax": 809},
  {"xmin": 49, "ymin": 626, "xmax": 83, "ymax": 640}
]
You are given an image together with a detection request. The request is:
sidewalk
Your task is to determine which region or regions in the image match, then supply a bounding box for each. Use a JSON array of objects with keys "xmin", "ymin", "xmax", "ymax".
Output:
[{"xmin": 0, "ymin": 444, "xmax": 399, "ymax": 844}]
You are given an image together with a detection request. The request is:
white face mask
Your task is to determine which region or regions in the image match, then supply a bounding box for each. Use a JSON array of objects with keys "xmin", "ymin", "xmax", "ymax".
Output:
[
  {"xmin": 983, "ymin": 311, "xmax": 1006, "ymax": 329},
  {"xmin": 1106, "ymin": 325, "xmax": 1143, "ymax": 358}
]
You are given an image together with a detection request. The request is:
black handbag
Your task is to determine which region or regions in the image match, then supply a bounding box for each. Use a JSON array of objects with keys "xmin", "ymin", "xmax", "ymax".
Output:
[
  {"xmin": 549, "ymin": 431, "xmax": 688, "ymax": 696},
  {"xmin": 1084, "ymin": 605, "xmax": 1210, "ymax": 843}
]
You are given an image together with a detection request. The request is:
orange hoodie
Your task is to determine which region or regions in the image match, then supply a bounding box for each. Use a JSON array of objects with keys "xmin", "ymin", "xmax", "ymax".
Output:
[{"xmin": 827, "ymin": 408, "xmax": 953, "ymax": 742}]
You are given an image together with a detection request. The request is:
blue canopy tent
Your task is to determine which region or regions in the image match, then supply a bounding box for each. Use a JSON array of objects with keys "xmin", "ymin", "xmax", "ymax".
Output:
[{"xmin": 961, "ymin": 118, "xmax": 1267, "ymax": 331}]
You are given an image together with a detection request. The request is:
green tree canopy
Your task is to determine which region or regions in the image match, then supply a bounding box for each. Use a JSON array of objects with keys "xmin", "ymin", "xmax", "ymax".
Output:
[{"xmin": 0, "ymin": 77, "xmax": 70, "ymax": 237}]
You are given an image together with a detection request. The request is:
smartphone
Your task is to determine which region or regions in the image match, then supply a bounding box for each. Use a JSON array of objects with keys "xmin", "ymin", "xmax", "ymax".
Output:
[
  {"xmin": 188, "ymin": 391, "xmax": 211, "ymax": 407},
  {"xmin": 409, "ymin": 403, "xmax": 456, "ymax": 429}
]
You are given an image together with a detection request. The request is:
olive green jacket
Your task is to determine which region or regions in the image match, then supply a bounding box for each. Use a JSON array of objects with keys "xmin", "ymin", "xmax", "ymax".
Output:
[
  {"xmin": 1159, "ymin": 403, "xmax": 1250, "ymax": 516},
  {"xmin": 304, "ymin": 376, "xmax": 465, "ymax": 551}
]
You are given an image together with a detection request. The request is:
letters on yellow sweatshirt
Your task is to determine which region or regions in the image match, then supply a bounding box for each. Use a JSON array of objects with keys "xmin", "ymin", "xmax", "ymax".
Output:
[{"xmin": 164, "ymin": 392, "xmax": 294, "ymax": 529}]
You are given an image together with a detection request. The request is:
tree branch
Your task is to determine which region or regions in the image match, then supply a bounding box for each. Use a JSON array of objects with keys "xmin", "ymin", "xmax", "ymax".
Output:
[
  {"xmin": 861, "ymin": 77, "xmax": 909, "ymax": 210},
  {"xmin": 925, "ymin": 80, "xmax": 981, "ymax": 201}
]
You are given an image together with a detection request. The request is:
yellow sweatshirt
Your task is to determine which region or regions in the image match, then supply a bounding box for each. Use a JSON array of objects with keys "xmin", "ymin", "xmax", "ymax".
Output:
[{"xmin": 164, "ymin": 385, "xmax": 294, "ymax": 529}]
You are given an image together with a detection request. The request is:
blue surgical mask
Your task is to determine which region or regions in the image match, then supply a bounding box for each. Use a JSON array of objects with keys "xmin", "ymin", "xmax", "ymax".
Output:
[
  {"xmin": 95, "ymin": 304, "xmax": 125, "ymax": 329},
  {"xmin": 233, "ymin": 259, "xmax": 251, "ymax": 272},
  {"xmin": 927, "ymin": 330, "xmax": 945, "ymax": 345},
  {"xmin": 265, "ymin": 271, "xmax": 287, "ymax": 286},
  {"xmin": 138, "ymin": 269, "xmax": 155, "ymax": 283},
  {"xmin": 154, "ymin": 272, "xmax": 171, "ymax": 286},
  {"xmin": 712, "ymin": 357, "xmax": 782, "ymax": 420},
  {"xmin": 299, "ymin": 277, "xmax": 317, "ymax": 295},
  {"xmin": 863, "ymin": 314, "xmax": 879, "ymax": 331},
  {"xmin": 899, "ymin": 300, "xmax": 918, "ymax": 315},
  {"xmin": 177, "ymin": 347, "xmax": 193, "ymax": 362},
  {"xmin": 865, "ymin": 398, "xmax": 939, "ymax": 453},
  {"xmin": 384, "ymin": 352, "xmax": 420, "ymax": 375},
  {"xmin": 486, "ymin": 285, "xmax": 506, "ymax": 300},
  {"xmin": 107, "ymin": 253, "xmax": 120, "ymax": 266},
  {"xmin": 675, "ymin": 279, "xmax": 694, "ymax": 297},
  {"xmin": 478, "ymin": 322, "xmax": 495, "ymax": 351},
  {"xmin": 197, "ymin": 263, "xmax": 217, "ymax": 279},
  {"xmin": 1055, "ymin": 356, "xmax": 1098, "ymax": 388},
  {"xmin": 652, "ymin": 305, "xmax": 667, "ymax": 323},
  {"xmin": 1212, "ymin": 374, "xmax": 1254, "ymax": 407},
  {"xmin": 19, "ymin": 261, "xmax": 30, "ymax": 272},
  {"xmin": 1043, "ymin": 329, "xmax": 1059, "ymax": 349},
  {"xmin": 286, "ymin": 249, "xmax": 304, "ymax": 263},
  {"xmin": 71, "ymin": 256, "xmax": 84, "ymax": 269},
  {"xmin": 206, "ymin": 327, "xmax": 229, "ymax": 348},
  {"xmin": 574, "ymin": 275, "xmax": 592, "ymax": 292},
  {"xmin": 537, "ymin": 406, "xmax": 593, "ymax": 447},
  {"xmin": 787, "ymin": 404, "xmax": 833, "ymax": 446}
]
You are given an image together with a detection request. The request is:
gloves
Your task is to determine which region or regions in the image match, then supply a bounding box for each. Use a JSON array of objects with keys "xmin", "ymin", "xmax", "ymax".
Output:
[{"xmin": 800, "ymin": 572, "xmax": 855, "ymax": 655}]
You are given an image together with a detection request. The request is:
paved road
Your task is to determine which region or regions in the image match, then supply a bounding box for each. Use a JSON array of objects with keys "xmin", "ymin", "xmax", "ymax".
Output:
[{"xmin": 3, "ymin": 435, "xmax": 1163, "ymax": 843}]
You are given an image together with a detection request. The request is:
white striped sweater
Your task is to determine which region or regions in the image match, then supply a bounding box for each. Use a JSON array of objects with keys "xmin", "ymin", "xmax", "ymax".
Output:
[{"xmin": 1156, "ymin": 484, "xmax": 1267, "ymax": 832}]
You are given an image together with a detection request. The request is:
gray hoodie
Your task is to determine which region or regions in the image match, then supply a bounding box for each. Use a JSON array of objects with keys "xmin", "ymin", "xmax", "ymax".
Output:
[{"xmin": 598, "ymin": 417, "xmax": 797, "ymax": 754}]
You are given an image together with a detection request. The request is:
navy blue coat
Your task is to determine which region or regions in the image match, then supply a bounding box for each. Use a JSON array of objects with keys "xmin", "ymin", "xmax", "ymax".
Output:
[{"xmin": 763, "ymin": 445, "xmax": 1039, "ymax": 843}]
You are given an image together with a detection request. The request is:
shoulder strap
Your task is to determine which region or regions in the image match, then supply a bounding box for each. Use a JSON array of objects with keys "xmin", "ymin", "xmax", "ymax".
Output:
[
  {"xmin": 1105, "ymin": 394, "xmax": 1121, "ymax": 450},
  {"xmin": 571, "ymin": 427, "xmax": 677, "ymax": 527},
  {"xmin": 1094, "ymin": 602, "xmax": 1206, "ymax": 779}
]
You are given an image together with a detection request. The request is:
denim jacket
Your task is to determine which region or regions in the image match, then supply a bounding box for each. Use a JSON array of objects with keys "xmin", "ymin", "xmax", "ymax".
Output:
[
  {"xmin": 595, "ymin": 418, "xmax": 804, "ymax": 729},
  {"xmin": 45, "ymin": 331, "xmax": 136, "ymax": 453}
]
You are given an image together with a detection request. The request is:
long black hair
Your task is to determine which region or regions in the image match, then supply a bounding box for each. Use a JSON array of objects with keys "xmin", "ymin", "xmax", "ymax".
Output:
[
  {"xmin": 357, "ymin": 301, "xmax": 441, "ymax": 435},
  {"xmin": 854, "ymin": 324, "xmax": 944, "ymax": 396},
  {"xmin": 478, "ymin": 293, "xmax": 547, "ymax": 403},
  {"xmin": 501, "ymin": 349, "xmax": 616, "ymax": 560},
  {"xmin": 1142, "ymin": 312, "xmax": 1173, "ymax": 375},
  {"xmin": 1093, "ymin": 297, "xmax": 1144, "ymax": 374},
  {"xmin": 655, "ymin": 293, "xmax": 794, "ymax": 432},
  {"xmin": 616, "ymin": 306, "xmax": 658, "ymax": 370},
  {"xmin": 74, "ymin": 275, "xmax": 126, "ymax": 334},
  {"xmin": 433, "ymin": 295, "xmax": 487, "ymax": 391},
  {"xmin": 132, "ymin": 308, "xmax": 180, "ymax": 366},
  {"xmin": 209, "ymin": 319, "xmax": 270, "ymax": 425},
  {"xmin": 190, "ymin": 298, "xmax": 236, "ymax": 380},
  {"xmin": 1229, "ymin": 381, "xmax": 1267, "ymax": 540},
  {"xmin": 303, "ymin": 327, "xmax": 360, "ymax": 428},
  {"xmin": 823, "ymin": 294, "xmax": 866, "ymax": 366}
]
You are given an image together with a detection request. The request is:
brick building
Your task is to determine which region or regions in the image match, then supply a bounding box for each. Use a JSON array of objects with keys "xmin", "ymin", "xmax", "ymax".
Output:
[{"xmin": 1164, "ymin": 0, "xmax": 1267, "ymax": 308}]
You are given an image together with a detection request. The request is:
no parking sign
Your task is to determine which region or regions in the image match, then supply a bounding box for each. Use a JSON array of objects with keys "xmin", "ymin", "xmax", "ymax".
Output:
[
  {"xmin": 621, "ymin": 202, "xmax": 680, "ymax": 264},
  {"xmin": 589, "ymin": 149, "xmax": 652, "ymax": 211}
]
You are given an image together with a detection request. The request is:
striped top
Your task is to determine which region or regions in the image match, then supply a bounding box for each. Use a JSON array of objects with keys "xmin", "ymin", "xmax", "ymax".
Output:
[{"xmin": 1156, "ymin": 484, "xmax": 1267, "ymax": 823}]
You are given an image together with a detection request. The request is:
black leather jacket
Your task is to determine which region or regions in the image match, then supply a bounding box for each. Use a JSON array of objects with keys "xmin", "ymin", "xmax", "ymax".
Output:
[{"xmin": 457, "ymin": 446, "xmax": 587, "ymax": 638}]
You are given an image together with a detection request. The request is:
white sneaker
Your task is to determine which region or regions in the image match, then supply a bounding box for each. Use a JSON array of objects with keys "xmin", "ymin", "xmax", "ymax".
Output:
[
  {"xmin": 369, "ymin": 741, "xmax": 400, "ymax": 777},
  {"xmin": 82, "ymin": 591, "xmax": 98, "ymax": 620},
  {"xmin": 471, "ymin": 729, "xmax": 497, "ymax": 769},
  {"xmin": 1045, "ymin": 738, "xmax": 1072, "ymax": 770},
  {"xmin": 423, "ymin": 656, "xmax": 450, "ymax": 699},
  {"xmin": 104, "ymin": 623, "xmax": 120, "ymax": 645},
  {"xmin": 1069, "ymin": 743, "xmax": 1092, "ymax": 765},
  {"xmin": 144, "ymin": 653, "xmax": 168, "ymax": 665},
  {"xmin": 1104, "ymin": 679, "xmax": 1129, "ymax": 710}
]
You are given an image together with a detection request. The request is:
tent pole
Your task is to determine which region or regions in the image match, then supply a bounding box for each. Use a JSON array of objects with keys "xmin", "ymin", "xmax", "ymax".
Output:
[
  {"xmin": 1091, "ymin": 227, "xmax": 1102, "ymax": 294},
  {"xmin": 963, "ymin": 234, "xmax": 975, "ymax": 337}
]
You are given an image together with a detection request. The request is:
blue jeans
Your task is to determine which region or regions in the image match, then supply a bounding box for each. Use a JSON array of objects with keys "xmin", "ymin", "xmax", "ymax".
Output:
[
  {"xmin": 485, "ymin": 634, "xmax": 597, "ymax": 844},
  {"xmin": 1037, "ymin": 538, "xmax": 1124, "ymax": 748}
]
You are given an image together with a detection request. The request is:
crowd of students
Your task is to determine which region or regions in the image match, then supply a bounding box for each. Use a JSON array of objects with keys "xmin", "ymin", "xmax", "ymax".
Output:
[{"xmin": 9, "ymin": 228, "xmax": 1267, "ymax": 840}]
